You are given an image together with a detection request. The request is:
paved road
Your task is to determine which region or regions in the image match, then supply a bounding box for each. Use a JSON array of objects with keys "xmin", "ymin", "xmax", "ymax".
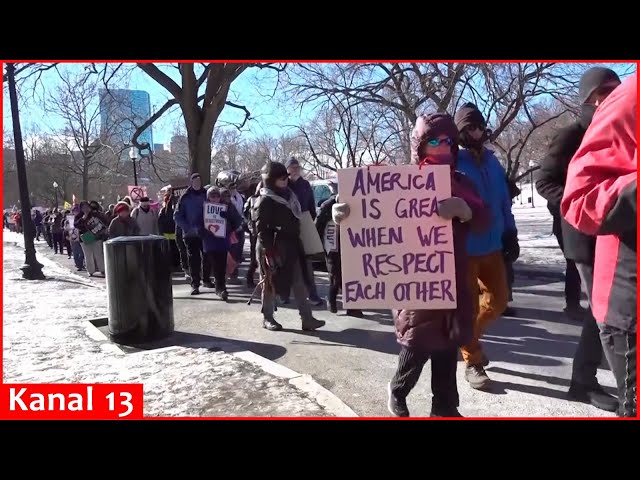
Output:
[{"xmin": 21, "ymin": 224, "xmax": 616, "ymax": 418}]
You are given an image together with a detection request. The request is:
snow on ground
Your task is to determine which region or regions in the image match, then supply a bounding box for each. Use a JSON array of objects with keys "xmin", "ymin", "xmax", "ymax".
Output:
[
  {"xmin": 2, "ymin": 235, "xmax": 334, "ymax": 417},
  {"xmin": 512, "ymin": 184, "xmax": 566, "ymax": 274}
]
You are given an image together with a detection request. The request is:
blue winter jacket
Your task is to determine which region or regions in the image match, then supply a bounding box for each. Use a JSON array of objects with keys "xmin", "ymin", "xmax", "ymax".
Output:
[
  {"xmin": 174, "ymin": 187, "xmax": 207, "ymax": 238},
  {"xmin": 456, "ymin": 148, "xmax": 517, "ymax": 257},
  {"xmin": 202, "ymin": 203, "xmax": 243, "ymax": 253}
]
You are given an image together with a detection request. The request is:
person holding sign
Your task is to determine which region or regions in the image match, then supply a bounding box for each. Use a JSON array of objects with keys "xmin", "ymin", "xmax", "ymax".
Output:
[
  {"xmin": 202, "ymin": 187, "xmax": 243, "ymax": 301},
  {"xmin": 74, "ymin": 201, "xmax": 110, "ymax": 277},
  {"xmin": 454, "ymin": 103, "xmax": 518, "ymax": 390},
  {"xmin": 333, "ymin": 113, "xmax": 489, "ymax": 417},
  {"xmin": 254, "ymin": 161, "xmax": 326, "ymax": 332},
  {"xmin": 315, "ymin": 193, "xmax": 362, "ymax": 318}
]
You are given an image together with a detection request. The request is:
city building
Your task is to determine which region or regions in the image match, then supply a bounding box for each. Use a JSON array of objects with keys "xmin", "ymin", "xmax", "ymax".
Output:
[{"xmin": 99, "ymin": 89, "xmax": 154, "ymax": 154}]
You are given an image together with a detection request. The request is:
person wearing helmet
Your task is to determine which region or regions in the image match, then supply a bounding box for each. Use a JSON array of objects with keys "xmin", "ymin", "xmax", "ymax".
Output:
[
  {"xmin": 216, "ymin": 170, "xmax": 246, "ymax": 282},
  {"xmin": 202, "ymin": 186, "xmax": 243, "ymax": 301},
  {"xmin": 254, "ymin": 161, "xmax": 325, "ymax": 332}
]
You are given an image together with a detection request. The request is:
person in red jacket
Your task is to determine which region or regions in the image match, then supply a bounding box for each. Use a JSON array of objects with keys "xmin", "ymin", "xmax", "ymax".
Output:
[{"xmin": 561, "ymin": 72, "xmax": 636, "ymax": 418}]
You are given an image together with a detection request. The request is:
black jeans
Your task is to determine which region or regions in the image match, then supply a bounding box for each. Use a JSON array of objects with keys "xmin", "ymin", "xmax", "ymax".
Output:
[
  {"xmin": 572, "ymin": 263, "xmax": 605, "ymax": 388},
  {"xmin": 52, "ymin": 232, "xmax": 64, "ymax": 254},
  {"xmin": 390, "ymin": 347, "xmax": 459, "ymax": 411},
  {"xmin": 206, "ymin": 251, "xmax": 228, "ymax": 292},
  {"xmin": 599, "ymin": 325, "xmax": 636, "ymax": 416},
  {"xmin": 552, "ymin": 225, "xmax": 582, "ymax": 308},
  {"xmin": 184, "ymin": 236, "xmax": 211, "ymax": 288}
]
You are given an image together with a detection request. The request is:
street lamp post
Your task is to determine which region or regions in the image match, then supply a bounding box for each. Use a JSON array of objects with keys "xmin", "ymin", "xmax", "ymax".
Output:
[
  {"xmin": 129, "ymin": 147, "xmax": 139, "ymax": 186},
  {"xmin": 53, "ymin": 181, "xmax": 58, "ymax": 208},
  {"xmin": 6, "ymin": 63, "xmax": 45, "ymax": 280},
  {"xmin": 529, "ymin": 161, "xmax": 535, "ymax": 208}
]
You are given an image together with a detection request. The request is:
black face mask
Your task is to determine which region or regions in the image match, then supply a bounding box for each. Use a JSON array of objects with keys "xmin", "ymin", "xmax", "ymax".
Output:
[
  {"xmin": 459, "ymin": 131, "xmax": 485, "ymax": 151},
  {"xmin": 581, "ymin": 103, "xmax": 597, "ymax": 127}
]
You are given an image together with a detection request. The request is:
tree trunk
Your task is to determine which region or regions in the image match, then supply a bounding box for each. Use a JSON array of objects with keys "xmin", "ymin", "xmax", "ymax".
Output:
[{"xmin": 82, "ymin": 163, "xmax": 89, "ymax": 200}]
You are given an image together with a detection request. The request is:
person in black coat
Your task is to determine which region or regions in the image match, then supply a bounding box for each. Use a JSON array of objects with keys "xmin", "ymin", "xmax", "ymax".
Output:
[
  {"xmin": 535, "ymin": 66, "xmax": 621, "ymax": 413},
  {"xmin": 158, "ymin": 191, "xmax": 182, "ymax": 272},
  {"xmin": 315, "ymin": 194, "xmax": 362, "ymax": 318},
  {"xmin": 502, "ymin": 176, "xmax": 521, "ymax": 316},
  {"xmin": 254, "ymin": 161, "xmax": 325, "ymax": 332}
]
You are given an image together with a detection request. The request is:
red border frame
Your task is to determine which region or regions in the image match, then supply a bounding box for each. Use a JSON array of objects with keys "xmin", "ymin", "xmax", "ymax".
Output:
[{"xmin": 1, "ymin": 60, "xmax": 638, "ymax": 420}]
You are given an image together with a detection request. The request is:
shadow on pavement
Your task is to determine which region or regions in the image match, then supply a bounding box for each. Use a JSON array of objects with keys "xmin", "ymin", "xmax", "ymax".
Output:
[
  {"xmin": 501, "ymin": 306, "xmax": 577, "ymax": 325},
  {"xmin": 488, "ymin": 379, "xmax": 572, "ymax": 402},
  {"xmin": 121, "ymin": 330, "xmax": 288, "ymax": 361},
  {"xmin": 482, "ymin": 317, "xmax": 579, "ymax": 367},
  {"xmin": 292, "ymin": 327, "xmax": 400, "ymax": 356}
]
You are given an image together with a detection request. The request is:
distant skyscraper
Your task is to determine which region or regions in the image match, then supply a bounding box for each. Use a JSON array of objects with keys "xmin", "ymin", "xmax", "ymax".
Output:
[{"xmin": 99, "ymin": 89, "xmax": 153, "ymax": 154}]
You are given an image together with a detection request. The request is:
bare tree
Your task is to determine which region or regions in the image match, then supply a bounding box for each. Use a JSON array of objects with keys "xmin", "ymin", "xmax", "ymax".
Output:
[
  {"xmin": 128, "ymin": 63, "xmax": 285, "ymax": 185},
  {"xmin": 45, "ymin": 68, "xmax": 129, "ymax": 199}
]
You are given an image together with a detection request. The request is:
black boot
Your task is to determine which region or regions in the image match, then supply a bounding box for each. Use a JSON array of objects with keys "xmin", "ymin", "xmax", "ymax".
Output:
[
  {"xmin": 302, "ymin": 318, "xmax": 325, "ymax": 331},
  {"xmin": 430, "ymin": 406, "xmax": 463, "ymax": 418},
  {"xmin": 263, "ymin": 318, "xmax": 283, "ymax": 331},
  {"xmin": 568, "ymin": 383, "xmax": 619, "ymax": 412},
  {"xmin": 329, "ymin": 298, "xmax": 338, "ymax": 314},
  {"xmin": 387, "ymin": 383, "xmax": 410, "ymax": 417}
]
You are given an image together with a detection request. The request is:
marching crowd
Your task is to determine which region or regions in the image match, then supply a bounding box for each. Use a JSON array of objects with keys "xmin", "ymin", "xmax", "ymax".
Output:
[{"xmin": 8, "ymin": 67, "xmax": 636, "ymax": 418}]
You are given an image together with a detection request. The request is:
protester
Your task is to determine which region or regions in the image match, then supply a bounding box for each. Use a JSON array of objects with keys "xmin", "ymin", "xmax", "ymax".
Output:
[
  {"xmin": 454, "ymin": 102, "xmax": 518, "ymax": 390},
  {"xmin": 43, "ymin": 209, "xmax": 53, "ymax": 247},
  {"xmin": 158, "ymin": 191, "xmax": 182, "ymax": 272},
  {"xmin": 175, "ymin": 173, "xmax": 212, "ymax": 295},
  {"xmin": 537, "ymin": 68, "xmax": 621, "ymax": 323},
  {"xmin": 243, "ymin": 182, "xmax": 262, "ymax": 289},
  {"xmin": 131, "ymin": 196, "xmax": 159, "ymax": 236},
  {"xmin": 33, "ymin": 209, "xmax": 43, "ymax": 241},
  {"xmin": 218, "ymin": 171, "xmax": 246, "ymax": 282},
  {"xmin": 562, "ymin": 72, "xmax": 637, "ymax": 418},
  {"xmin": 254, "ymin": 161, "xmax": 325, "ymax": 332},
  {"xmin": 74, "ymin": 200, "xmax": 109, "ymax": 277},
  {"xmin": 503, "ymin": 176, "xmax": 521, "ymax": 316},
  {"xmin": 536, "ymin": 67, "xmax": 622, "ymax": 412},
  {"xmin": 61, "ymin": 210, "xmax": 72, "ymax": 258},
  {"xmin": 68, "ymin": 205, "xmax": 85, "ymax": 271},
  {"xmin": 50, "ymin": 209, "xmax": 64, "ymax": 255},
  {"xmin": 315, "ymin": 193, "xmax": 362, "ymax": 318},
  {"xmin": 108, "ymin": 201, "xmax": 141, "ymax": 239},
  {"xmin": 333, "ymin": 113, "xmax": 489, "ymax": 417},
  {"xmin": 285, "ymin": 157, "xmax": 323, "ymax": 306},
  {"xmin": 202, "ymin": 187, "xmax": 243, "ymax": 301}
]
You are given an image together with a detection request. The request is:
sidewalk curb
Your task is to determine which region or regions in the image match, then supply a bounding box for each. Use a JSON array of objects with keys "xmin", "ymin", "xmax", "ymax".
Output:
[{"xmin": 83, "ymin": 320, "xmax": 358, "ymax": 418}]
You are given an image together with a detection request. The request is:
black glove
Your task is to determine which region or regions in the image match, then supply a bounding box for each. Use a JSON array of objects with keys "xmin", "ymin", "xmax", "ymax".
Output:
[{"xmin": 502, "ymin": 230, "xmax": 520, "ymax": 263}]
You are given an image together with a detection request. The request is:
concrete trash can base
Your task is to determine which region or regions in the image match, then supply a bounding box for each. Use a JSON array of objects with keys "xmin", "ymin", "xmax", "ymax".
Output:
[{"xmin": 104, "ymin": 235, "xmax": 175, "ymax": 345}]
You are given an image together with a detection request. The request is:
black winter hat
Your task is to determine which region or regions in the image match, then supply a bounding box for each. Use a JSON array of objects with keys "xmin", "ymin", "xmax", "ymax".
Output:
[
  {"xmin": 579, "ymin": 67, "xmax": 621, "ymax": 104},
  {"xmin": 261, "ymin": 161, "xmax": 288, "ymax": 184},
  {"xmin": 454, "ymin": 102, "xmax": 486, "ymax": 132}
]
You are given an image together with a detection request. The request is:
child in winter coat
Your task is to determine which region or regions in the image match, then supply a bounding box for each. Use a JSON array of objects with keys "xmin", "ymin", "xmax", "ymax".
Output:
[
  {"xmin": 201, "ymin": 186, "xmax": 243, "ymax": 301},
  {"xmin": 332, "ymin": 113, "xmax": 489, "ymax": 417}
]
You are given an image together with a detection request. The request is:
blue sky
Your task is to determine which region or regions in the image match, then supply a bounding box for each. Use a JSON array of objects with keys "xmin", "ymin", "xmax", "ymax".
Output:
[
  {"xmin": 3, "ymin": 63, "xmax": 312, "ymax": 146},
  {"xmin": 4, "ymin": 62, "xmax": 635, "ymax": 147}
]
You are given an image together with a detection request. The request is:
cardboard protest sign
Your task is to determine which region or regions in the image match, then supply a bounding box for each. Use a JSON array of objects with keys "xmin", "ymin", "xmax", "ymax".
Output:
[
  {"xmin": 128, "ymin": 186, "xmax": 147, "ymax": 202},
  {"xmin": 204, "ymin": 202, "xmax": 227, "ymax": 238},
  {"xmin": 323, "ymin": 221, "xmax": 339, "ymax": 253},
  {"xmin": 336, "ymin": 164, "xmax": 456, "ymax": 310},
  {"xmin": 65, "ymin": 214, "xmax": 75, "ymax": 231}
]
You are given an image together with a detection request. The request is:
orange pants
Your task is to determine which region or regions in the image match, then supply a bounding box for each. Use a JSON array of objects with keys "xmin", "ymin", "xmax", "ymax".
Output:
[{"xmin": 460, "ymin": 250, "xmax": 509, "ymax": 365}]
